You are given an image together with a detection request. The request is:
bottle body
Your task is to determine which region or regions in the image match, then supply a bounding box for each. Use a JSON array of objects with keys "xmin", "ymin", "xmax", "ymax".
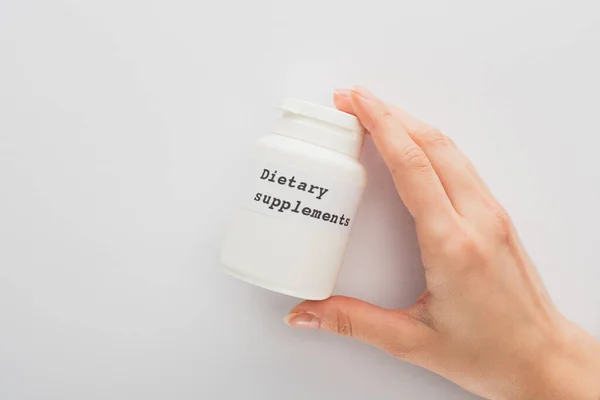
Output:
[{"xmin": 221, "ymin": 133, "xmax": 366, "ymax": 300}]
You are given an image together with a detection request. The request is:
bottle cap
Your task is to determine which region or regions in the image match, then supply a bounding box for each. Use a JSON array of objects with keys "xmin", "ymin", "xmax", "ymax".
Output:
[{"xmin": 274, "ymin": 99, "xmax": 364, "ymax": 159}]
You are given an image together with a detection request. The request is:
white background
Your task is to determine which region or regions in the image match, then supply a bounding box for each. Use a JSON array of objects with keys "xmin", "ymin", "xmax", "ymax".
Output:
[{"xmin": 1, "ymin": 1, "xmax": 599, "ymax": 399}]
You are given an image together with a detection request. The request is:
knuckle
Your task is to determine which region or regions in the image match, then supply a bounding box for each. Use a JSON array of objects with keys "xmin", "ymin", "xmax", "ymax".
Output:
[
  {"xmin": 380, "ymin": 107, "xmax": 394, "ymax": 118},
  {"xmin": 488, "ymin": 204, "xmax": 513, "ymax": 237},
  {"xmin": 420, "ymin": 128, "xmax": 454, "ymax": 148},
  {"xmin": 371, "ymin": 105, "xmax": 394, "ymax": 130},
  {"xmin": 333, "ymin": 311, "xmax": 354, "ymax": 337},
  {"xmin": 441, "ymin": 230, "xmax": 485, "ymax": 264},
  {"xmin": 418, "ymin": 217, "xmax": 459, "ymax": 246},
  {"xmin": 392, "ymin": 145, "xmax": 431, "ymax": 174}
]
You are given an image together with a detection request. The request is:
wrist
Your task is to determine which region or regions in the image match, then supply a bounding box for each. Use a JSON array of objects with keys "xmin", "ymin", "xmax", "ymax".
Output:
[{"xmin": 526, "ymin": 319, "xmax": 600, "ymax": 400}]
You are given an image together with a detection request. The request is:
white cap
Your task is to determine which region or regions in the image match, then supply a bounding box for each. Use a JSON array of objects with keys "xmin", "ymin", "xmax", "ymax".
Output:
[{"xmin": 273, "ymin": 99, "xmax": 364, "ymax": 159}]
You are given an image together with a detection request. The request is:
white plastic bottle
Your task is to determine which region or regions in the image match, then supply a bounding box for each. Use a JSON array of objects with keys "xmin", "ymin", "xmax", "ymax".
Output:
[{"xmin": 220, "ymin": 99, "xmax": 367, "ymax": 300}]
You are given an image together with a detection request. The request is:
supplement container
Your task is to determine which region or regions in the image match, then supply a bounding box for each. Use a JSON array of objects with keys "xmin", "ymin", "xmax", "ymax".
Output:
[{"xmin": 220, "ymin": 99, "xmax": 367, "ymax": 300}]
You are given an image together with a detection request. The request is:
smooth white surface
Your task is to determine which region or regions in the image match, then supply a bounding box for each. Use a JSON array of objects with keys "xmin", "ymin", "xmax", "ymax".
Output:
[{"xmin": 0, "ymin": 1, "xmax": 599, "ymax": 399}]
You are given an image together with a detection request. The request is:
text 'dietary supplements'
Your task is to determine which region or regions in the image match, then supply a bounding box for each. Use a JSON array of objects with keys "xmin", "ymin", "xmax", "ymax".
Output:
[{"xmin": 220, "ymin": 99, "xmax": 367, "ymax": 300}]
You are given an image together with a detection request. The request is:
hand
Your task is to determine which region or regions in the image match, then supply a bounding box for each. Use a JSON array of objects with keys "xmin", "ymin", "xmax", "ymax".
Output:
[{"xmin": 284, "ymin": 87, "xmax": 600, "ymax": 400}]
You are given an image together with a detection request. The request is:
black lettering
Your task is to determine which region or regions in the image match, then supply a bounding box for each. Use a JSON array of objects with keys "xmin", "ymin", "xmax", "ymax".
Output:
[
  {"xmin": 310, "ymin": 209, "xmax": 322, "ymax": 219},
  {"xmin": 316, "ymin": 187, "xmax": 329, "ymax": 200},
  {"xmin": 268, "ymin": 170, "xmax": 277, "ymax": 182},
  {"xmin": 260, "ymin": 169, "xmax": 269, "ymax": 180},
  {"xmin": 330, "ymin": 214, "xmax": 338, "ymax": 224},
  {"xmin": 278, "ymin": 176, "xmax": 286, "ymax": 185},
  {"xmin": 288, "ymin": 176, "xmax": 297, "ymax": 188},
  {"xmin": 262, "ymin": 195, "xmax": 271, "ymax": 204},
  {"xmin": 302, "ymin": 207, "xmax": 311, "ymax": 216},
  {"xmin": 322, "ymin": 213, "xmax": 331, "ymax": 222},
  {"xmin": 308, "ymin": 184, "xmax": 318, "ymax": 194},
  {"xmin": 254, "ymin": 193, "xmax": 262, "ymax": 201},
  {"xmin": 291, "ymin": 200, "xmax": 301, "ymax": 213},
  {"xmin": 339, "ymin": 215, "xmax": 346, "ymax": 225},
  {"xmin": 344, "ymin": 219, "xmax": 350, "ymax": 226},
  {"xmin": 297, "ymin": 182, "xmax": 307, "ymax": 191},
  {"xmin": 278, "ymin": 201, "xmax": 291, "ymax": 212},
  {"xmin": 269, "ymin": 198, "xmax": 281, "ymax": 210}
]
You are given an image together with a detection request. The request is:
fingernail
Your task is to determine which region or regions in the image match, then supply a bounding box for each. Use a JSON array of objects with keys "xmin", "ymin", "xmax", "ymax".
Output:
[
  {"xmin": 351, "ymin": 86, "xmax": 375, "ymax": 101},
  {"xmin": 284, "ymin": 313, "xmax": 320, "ymax": 330},
  {"xmin": 334, "ymin": 89, "xmax": 352, "ymax": 98}
]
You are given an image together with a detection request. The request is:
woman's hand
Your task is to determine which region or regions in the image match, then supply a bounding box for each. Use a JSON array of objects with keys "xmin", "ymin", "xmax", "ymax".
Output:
[{"xmin": 285, "ymin": 87, "xmax": 600, "ymax": 400}]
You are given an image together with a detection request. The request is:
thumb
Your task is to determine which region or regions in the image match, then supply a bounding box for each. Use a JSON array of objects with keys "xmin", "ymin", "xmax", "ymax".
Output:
[{"xmin": 285, "ymin": 296, "xmax": 432, "ymax": 359}]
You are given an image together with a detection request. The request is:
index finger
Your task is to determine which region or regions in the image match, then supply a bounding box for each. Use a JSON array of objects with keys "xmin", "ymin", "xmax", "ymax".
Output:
[{"xmin": 336, "ymin": 88, "xmax": 456, "ymax": 230}]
